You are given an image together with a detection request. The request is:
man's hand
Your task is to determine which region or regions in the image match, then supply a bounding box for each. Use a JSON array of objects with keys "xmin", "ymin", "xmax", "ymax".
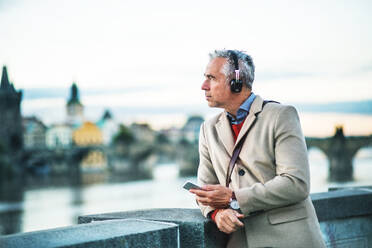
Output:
[
  {"xmin": 190, "ymin": 184, "xmax": 232, "ymax": 209},
  {"xmin": 215, "ymin": 209, "xmax": 244, "ymax": 234}
]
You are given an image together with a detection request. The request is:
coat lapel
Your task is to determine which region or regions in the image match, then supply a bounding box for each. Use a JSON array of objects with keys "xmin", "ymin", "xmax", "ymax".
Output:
[
  {"xmin": 215, "ymin": 113, "xmax": 235, "ymax": 157},
  {"xmin": 234, "ymin": 95, "xmax": 264, "ymax": 149},
  {"xmin": 214, "ymin": 95, "xmax": 264, "ymax": 156}
]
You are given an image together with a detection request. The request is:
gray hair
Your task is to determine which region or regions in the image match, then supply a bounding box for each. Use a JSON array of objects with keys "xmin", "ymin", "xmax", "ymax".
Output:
[{"xmin": 209, "ymin": 49, "xmax": 255, "ymax": 89}]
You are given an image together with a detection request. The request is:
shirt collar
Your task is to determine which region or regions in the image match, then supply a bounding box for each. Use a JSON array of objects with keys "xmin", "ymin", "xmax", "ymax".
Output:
[{"xmin": 227, "ymin": 92, "xmax": 256, "ymax": 124}]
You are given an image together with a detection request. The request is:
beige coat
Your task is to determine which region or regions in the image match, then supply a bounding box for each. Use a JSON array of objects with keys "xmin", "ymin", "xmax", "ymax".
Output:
[{"xmin": 197, "ymin": 95, "xmax": 326, "ymax": 248}]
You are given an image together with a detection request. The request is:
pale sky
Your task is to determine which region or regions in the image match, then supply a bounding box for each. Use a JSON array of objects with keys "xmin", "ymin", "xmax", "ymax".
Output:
[{"xmin": 1, "ymin": 0, "xmax": 372, "ymax": 132}]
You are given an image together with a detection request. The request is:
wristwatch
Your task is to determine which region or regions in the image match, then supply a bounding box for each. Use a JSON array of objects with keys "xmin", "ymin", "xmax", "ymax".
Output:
[
  {"xmin": 229, "ymin": 192, "xmax": 241, "ymax": 212},
  {"xmin": 229, "ymin": 199, "xmax": 240, "ymax": 211}
]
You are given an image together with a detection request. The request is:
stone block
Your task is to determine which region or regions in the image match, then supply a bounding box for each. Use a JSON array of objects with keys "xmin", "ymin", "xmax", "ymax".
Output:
[
  {"xmin": 0, "ymin": 219, "xmax": 178, "ymax": 248},
  {"xmin": 79, "ymin": 208, "xmax": 228, "ymax": 248}
]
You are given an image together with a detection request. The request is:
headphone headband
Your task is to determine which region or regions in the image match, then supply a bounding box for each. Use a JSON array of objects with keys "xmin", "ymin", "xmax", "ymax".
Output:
[
  {"xmin": 227, "ymin": 50, "xmax": 243, "ymax": 93},
  {"xmin": 228, "ymin": 50, "xmax": 239, "ymax": 71}
]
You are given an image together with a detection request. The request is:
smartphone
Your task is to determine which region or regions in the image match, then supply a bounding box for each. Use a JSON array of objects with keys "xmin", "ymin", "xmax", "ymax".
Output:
[{"xmin": 183, "ymin": 181, "xmax": 202, "ymax": 191}]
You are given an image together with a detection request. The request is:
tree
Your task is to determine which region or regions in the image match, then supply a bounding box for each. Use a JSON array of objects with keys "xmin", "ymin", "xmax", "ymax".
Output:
[
  {"xmin": 113, "ymin": 124, "xmax": 135, "ymax": 145},
  {"xmin": 155, "ymin": 133, "xmax": 170, "ymax": 145}
]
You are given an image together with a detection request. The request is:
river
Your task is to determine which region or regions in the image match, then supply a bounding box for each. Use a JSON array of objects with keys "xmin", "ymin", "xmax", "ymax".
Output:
[{"xmin": 0, "ymin": 147, "xmax": 371, "ymax": 235}]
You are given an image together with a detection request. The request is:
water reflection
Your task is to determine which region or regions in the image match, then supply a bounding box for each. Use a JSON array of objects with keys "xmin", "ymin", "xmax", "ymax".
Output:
[
  {"xmin": 0, "ymin": 163, "xmax": 198, "ymax": 235},
  {"xmin": 0, "ymin": 179, "xmax": 24, "ymax": 234}
]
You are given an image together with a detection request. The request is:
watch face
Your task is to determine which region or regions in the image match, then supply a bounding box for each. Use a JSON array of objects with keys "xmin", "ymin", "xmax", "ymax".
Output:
[{"xmin": 230, "ymin": 200, "xmax": 240, "ymax": 210}]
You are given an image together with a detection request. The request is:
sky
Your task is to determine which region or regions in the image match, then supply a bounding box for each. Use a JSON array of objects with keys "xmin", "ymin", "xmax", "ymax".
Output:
[{"xmin": 1, "ymin": 0, "xmax": 372, "ymax": 134}]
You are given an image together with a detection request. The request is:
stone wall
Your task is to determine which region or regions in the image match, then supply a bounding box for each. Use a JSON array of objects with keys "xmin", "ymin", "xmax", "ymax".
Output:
[{"xmin": 312, "ymin": 187, "xmax": 372, "ymax": 247}]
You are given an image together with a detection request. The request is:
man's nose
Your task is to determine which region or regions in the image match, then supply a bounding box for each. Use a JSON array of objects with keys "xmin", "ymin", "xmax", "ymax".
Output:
[{"xmin": 201, "ymin": 80, "xmax": 209, "ymax": 91}]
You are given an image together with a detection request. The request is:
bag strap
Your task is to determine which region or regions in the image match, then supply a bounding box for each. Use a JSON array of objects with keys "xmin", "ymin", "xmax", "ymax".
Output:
[{"xmin": 225, "ymin": 100, "xmax": 279, "ymax": 187}]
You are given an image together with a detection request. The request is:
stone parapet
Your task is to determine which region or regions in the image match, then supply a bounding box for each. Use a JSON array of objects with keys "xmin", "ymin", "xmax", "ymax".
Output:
[
  {"xmin": 80, "ymin": 188, "xmax": 372, "ymax": 248},
  {"xmin": 1, "ymin": 188, "xmax": 372, "ymax": 247},
  {"xmin": 312, "ymin": 188, "xmax": 372, "ymax": 247}
]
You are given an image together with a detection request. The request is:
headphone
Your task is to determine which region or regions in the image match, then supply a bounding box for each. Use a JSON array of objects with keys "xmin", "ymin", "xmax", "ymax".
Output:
[{"xmin": 228, "ymin": 50, "xmax": 243, "ymax": 93}]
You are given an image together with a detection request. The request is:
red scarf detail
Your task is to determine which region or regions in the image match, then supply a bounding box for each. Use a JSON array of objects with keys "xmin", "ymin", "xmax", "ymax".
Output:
[{"xmin": 231, "ymin": 119, "xmax": 246, "ymax": 142}]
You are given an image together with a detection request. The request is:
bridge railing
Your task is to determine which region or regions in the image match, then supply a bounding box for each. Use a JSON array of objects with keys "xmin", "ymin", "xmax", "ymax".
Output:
[{"xmin": 1, "ymin": 188, "xmax": 372, "ymax": 248}]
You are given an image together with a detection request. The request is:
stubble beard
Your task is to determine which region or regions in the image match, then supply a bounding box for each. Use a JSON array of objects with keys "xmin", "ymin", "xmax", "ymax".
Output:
[{"xmin": 207, "ymin": 99, "xmax": 223, "ymax": 109}]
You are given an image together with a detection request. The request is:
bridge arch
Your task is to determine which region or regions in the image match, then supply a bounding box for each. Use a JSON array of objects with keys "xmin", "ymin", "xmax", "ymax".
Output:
[
  {"xmin": 308, "ymin": 147, "xmax": 328, "ymax": 167},
  {"xmin": 307, "ymin": 147, "xmax": 328, "ymax": 192},
  {"xmin": 353, "ymin": 147, "xmax": 372, "ymax": 183},
  {"xmin": 306, "ymin": 127, "xmax": 372, "ymax": 182}
]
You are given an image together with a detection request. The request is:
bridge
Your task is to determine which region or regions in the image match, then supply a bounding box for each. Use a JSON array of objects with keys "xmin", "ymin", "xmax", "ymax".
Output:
[
  {"xmin": 20, "ymin": 144, "xmax": 156, "ymax": 180},
  {"xmin": 11, "ymin": 127, "xmax": 372, "ymax": 183},
  {"xmin": 22, "ymin": 145, "xmax": 109, "ymax": 167},
  {"xmin": 306, "ymin": 126, "xmax": 372, "ymax": 182}
]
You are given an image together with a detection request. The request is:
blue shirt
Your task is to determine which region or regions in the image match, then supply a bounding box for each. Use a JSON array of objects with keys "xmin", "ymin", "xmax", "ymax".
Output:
[{"xmin": 227, "ymin": 92, "xmax": 256, "ymax": 124}]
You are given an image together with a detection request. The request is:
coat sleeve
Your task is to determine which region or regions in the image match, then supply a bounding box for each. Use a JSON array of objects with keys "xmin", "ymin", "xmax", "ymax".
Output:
[
  {"xmin": 235, "ymin": 105, "xmax": 310, "ymax": 215},
  {"xmin": 196, "ymin": 122, "xmax": 220, "ymax": 217}
]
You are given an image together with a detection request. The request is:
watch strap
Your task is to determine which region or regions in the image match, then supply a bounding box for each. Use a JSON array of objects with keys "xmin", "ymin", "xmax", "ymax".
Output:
[{"xmin": 232, "ymin": 191, "xmax": 236, "ymax": 200}]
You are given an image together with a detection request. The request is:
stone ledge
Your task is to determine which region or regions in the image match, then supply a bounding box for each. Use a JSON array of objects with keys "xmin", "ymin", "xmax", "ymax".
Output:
[
  {"xmin": 0, "ymin": 219, "xmax": 178, "ymax": 248},
  {"xmin": 328, "ymin": 185, "xmax": 372, "ymax": 191},
  {"xmin": 311, "ymin": 189, "xmax": 372, "ymax": 221}
]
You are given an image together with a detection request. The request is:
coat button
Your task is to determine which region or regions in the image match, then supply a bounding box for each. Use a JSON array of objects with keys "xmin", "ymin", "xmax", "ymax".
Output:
[{"xmin": 238, "ymin": 169, "xmax": 245, "ymax": 176}]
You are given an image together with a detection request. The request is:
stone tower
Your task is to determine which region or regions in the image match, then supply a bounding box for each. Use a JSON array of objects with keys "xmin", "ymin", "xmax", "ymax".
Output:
[
  {"xmin": 0, "ymin": 66, "xmax": 23, "ymax": 155},
  {"xmin": 66, "ymin": 82, "xmax": 84, "ymax": 126}
]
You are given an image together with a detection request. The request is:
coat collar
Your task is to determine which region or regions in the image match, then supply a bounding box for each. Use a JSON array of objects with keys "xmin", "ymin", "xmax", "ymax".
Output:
[{"xmin": 215, "ymin": 95, "xmax": 264, "ymax": 156}]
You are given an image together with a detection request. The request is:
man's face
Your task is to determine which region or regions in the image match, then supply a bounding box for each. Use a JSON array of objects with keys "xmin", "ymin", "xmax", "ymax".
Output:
[{"xmin": 201, "ymin": 57, "xmax": 232, "ymax": 109}]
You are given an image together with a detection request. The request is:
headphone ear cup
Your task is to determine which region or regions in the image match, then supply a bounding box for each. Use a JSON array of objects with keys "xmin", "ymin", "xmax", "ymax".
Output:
[
  {"xmin": 236, "ymin": 80, "xmax": 243, "ymax": 92},
  {"xmin": 230, "ymin": 79, "xmax": 243, "ymax": 93},
  {"xmin": 230, "ymin": 79, "xmax": 237, "ymax": 92}
]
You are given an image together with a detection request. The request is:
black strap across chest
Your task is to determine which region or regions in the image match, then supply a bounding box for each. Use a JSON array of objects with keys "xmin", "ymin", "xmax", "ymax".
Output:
[{"xmin": 225, "ymin": 100, "xmax": 279, "ymax": 187}]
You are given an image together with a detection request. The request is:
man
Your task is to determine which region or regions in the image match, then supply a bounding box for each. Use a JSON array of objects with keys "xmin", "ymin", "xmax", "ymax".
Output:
[{"xmin": 190, "ymin": 50, "xmax": 326, "ymax": 247}]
